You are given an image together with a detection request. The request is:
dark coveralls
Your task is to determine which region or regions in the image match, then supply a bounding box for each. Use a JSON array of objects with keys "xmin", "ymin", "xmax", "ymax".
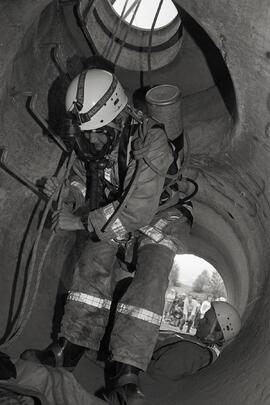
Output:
[
  {"xmin": 147, "ymin": 331, "xmax": 221, "ymax": 381},
  {"xmin": 60, "ymin": 118, "xmax": 192, "ymax": 371}
]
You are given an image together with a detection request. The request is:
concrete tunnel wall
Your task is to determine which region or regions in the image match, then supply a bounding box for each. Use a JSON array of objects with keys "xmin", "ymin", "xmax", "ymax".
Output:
[{"xmin": 0, "ymin": 0, "xmax": 270, "ymax": 404}]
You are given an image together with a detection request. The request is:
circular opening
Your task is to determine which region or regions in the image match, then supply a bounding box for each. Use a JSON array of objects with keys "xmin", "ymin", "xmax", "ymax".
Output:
[
  {"xmin": 161, "ymin": 254, "xmax": 227, "ymax": 335},
  {"xmin": 110, "ymin": 0, "xmax": 178, "ymax": 30},
  {"xmin": 146, "ymin": 85, "xmax": 181, "ymax": 105}
]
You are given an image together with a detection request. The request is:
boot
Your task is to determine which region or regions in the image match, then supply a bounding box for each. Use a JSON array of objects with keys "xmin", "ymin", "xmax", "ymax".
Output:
[
  {"xmin": 106, "ymin": 361, "xmax": 150, "ymax": 405},
  {"xmin": 20, "ymin": 337, "xmax": 85, "ymax": 371}
]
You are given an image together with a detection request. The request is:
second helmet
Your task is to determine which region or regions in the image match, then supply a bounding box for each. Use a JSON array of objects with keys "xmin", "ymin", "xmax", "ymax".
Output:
[{"xmin": 212, "ymin": 301, "xmax": 241, "ymax": 342}]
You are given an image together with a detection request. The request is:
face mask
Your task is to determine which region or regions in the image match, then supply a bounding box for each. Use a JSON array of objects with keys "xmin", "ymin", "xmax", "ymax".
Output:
[
  {"xmin": 62, "ymin": 115, "xmax": 119, "ymax": 162},
  {"xmin": 75, "ymin": 130, "xmax": 112, "ymax": 162}
]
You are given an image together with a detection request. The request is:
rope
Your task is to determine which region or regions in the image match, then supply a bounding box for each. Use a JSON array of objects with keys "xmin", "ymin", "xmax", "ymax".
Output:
[
  {"xmin": 0, "ymin": 151, "xmax": 76, "ymax": 349},
  {"xmin": 103, "ymin": 0, "xmax": 129, "ymax": 59},
  {"xmin": 113, "ymin": 0, "xmax": 142, "ymax": 65},
  {"xmin": 181, "ymin": 177, "xmax": 199, "ymax": 202},
  {"xmin": 181, "ymin": 130, "xmax": 191, "ymax": 170},
  {"xmin": 147, "ymin": 0, "xmax": 164, "ymax": 83},
  {"xmin": 76, "ymin": 0, "xmax": 99, "ymax": 55},
  {"xmin": 157, "ymin": 177, "xmax": 198, "ymax": 213}
]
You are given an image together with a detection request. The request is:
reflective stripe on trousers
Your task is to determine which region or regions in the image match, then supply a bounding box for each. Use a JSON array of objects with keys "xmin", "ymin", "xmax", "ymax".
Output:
[
  {"xmin": 60, "ymin": 238, "xmax": 175, "ymax": 370},
  {"xmin": 61, "ymin": 212, "xmax": 190, "ymax": 370},
  {"xmin": 67, "ymin": 292, "xmax": 162, "ymax": 326}
]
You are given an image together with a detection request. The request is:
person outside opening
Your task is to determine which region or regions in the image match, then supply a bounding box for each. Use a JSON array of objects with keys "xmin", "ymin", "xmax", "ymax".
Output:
[
  {"xmin": 21, "ymin": 68, "xmax": 193, "ymax": 405},
  {"xmin": 163, "ymin": 288, "xmax": 176, "ymax": 320},
  {"xmin": 200, "ymin": 295, "xmax": 213, "ymax": 318},
  {"xmin": 179, "ymin": 294, "xmax": 198, "ymax": 333},
  {"xmin": 192, "ymin": 297, "xmax": 202, "ymax": 329}
]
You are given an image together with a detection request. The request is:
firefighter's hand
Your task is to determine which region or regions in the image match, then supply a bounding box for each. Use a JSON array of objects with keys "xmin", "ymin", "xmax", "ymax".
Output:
[
  {"xmin": 52, "ymin": 210, "xmax": 84, "ymax": 232},
  {"xmin": 43, "ymin": 176, "xmax": 70, "ymax": 200},
  {"xmin": 43, "ymin": 176, "xmax": 60, "ymax": 197}
]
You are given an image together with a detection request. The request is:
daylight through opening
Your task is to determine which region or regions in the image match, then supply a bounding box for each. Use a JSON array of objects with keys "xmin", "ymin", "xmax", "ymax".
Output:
[
  {"xmin": 161, "ymin": 254, "xmax": 227, "ymax": 335},
  {"xmin": 110, "ymin": 0, "xmax": 178, "ymax": 30}
]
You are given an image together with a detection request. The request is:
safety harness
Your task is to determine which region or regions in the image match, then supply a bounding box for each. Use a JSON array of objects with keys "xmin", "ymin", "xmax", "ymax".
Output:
[{"xmin": 101, "ymin": 114, "xmax": 194, "ymax": 235}]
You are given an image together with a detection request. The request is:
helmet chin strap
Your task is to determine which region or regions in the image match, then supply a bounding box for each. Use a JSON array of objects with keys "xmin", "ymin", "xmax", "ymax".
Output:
[
  {"xmin": 106, "ymin": 121, "xmax": 122, "ymax": 131},
  {"xmin": 125, "ymin": 104, "xmax": 145, "ymax": 123},
  {"xmin": 109, "ymin": 109, "xmax": 131, "ymax": 131}
]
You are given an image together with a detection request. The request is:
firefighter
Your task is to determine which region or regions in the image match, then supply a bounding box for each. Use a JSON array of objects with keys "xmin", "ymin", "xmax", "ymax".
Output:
[
  {"xmin": 148, "ymin": 301, "xmax": 241, "ymax": 382},
  {"xmin": 21, "ymin": 69, "xmax": 193, "ymax": 404}
]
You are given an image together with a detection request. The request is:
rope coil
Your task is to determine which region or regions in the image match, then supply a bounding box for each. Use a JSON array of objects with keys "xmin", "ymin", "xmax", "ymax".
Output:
[{"xmin": 0, "ymin": 152, "xmax": 76, "ymax": 349}]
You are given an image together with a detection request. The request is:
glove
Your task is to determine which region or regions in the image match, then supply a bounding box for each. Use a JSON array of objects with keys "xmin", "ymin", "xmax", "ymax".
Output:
[{"xmin": 43, "ymin": 176, "xmax": 70, "ymax": 201}]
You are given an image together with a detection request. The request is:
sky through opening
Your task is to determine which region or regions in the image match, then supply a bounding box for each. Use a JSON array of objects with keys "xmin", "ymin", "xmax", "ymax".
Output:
[{"xmin": 111, "ymin": 0, "xmax": 178, "ymax": 30}]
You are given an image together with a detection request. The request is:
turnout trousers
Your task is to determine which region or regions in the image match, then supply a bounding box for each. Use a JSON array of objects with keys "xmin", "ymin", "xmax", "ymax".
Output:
[{"xmin": 61, "ymin": 208, "xmax": 191, "ymax": 371}]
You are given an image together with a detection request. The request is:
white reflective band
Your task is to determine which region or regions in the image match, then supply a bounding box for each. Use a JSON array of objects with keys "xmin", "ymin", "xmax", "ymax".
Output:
[
  {"xmin": 104, "ymin": 168, "xmax": 112, "ymax": 183},
  {"xmin": 140, "ymin": 237, "xmax": 177, "ymax": 253},
  {"xmin": 70, "ymin": 181, "xmax": 87, "ymax": 197},
  {"xmin": 159, "ymin": 238, "xmax": 178, "ymax": 252},
  {"xmin": 117, "ymin": 303, "xmax": 162, "ymax": 326},
  {"xmin": 68, "ymin": 291, "xmax": 111, "ymax": 310},
  {"xmin": 168, "ymin": 215, "xmax": 181, "ymax": 220},
  {"xmin": 139, "ymin": 226, "xmax": 163, "ymax": 242},
  {"xmin": 103, "ymin": 204, "xmax": 127, "ymax": 238},
  {"xmin": 103, "ymin": 203, "xmax": 115, "ymax": 220},
  {"xmin": 140, "ymin": 219, "xmax": 168, "ymax": 243},
  {"xmin": 182, "ymin": 202, "xmax": 193, "ymax": 214},
  {"xmin": 209, "ymin": 344, "xmax": 221, "ymax": 358},
  {"xmin": 155, "ymin": 219, "xmax": 168, "ymax": 230},
  {"xmin": 104, "ymin": 167, "xmax": 118, "ymax": 188},
  {"xmin": 183, "ymin": 206, "xmax": 193, "ymax": 214},
  {"xmin": 112, "ymin": 218, "xmax": 127, "ymax": 239}
]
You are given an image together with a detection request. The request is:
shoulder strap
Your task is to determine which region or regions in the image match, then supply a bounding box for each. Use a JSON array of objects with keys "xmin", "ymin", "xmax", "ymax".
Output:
[
  {"xmin": 132, "ymin": 117, "xmax": 171, "ymax": 177},
  {"xmin": 118, "ymin": 117, "xmax": 134, "ymax": 190}
]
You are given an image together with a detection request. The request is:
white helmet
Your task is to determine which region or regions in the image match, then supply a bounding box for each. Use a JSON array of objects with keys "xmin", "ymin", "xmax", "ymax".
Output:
[
  {"xmin": 65, "ymin": 69, "xmax": 128, "ymax": 131},
  {"xmin": 212, "ymin": 301, "xmax": 241, "ymax": 341}
]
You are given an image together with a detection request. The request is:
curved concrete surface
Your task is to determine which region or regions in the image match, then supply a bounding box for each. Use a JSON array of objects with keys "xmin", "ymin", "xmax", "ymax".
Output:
[{"xmin": 0, "ymin": 1, "xmax": 269, "ymax": 404}]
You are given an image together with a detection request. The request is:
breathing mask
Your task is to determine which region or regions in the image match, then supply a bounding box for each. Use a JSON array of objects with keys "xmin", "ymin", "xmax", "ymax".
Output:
[{"xmin": 62, "ymin": 114, "xmax": 119, "ymax": 163}]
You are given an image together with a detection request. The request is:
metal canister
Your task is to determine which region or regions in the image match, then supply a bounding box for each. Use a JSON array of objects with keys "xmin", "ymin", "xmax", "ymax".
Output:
[
  {"xmin": 146, "ymin": 84, "xmax": 183, "ymax": 164},
  {"xmin": 145, "ymin": 84, "xmax": 182, "ymax": 141}
]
